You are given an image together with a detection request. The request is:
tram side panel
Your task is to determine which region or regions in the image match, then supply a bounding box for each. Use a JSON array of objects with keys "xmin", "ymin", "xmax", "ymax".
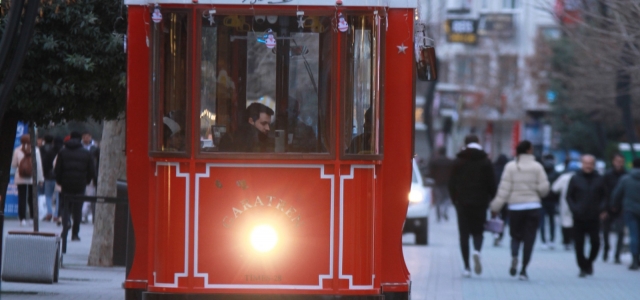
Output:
[
  {"xmin": 125, "ymin": 5, "xmax": 151, "ymax": 296},
  {"xmin": 380, "ymin": 8, "xmax": 414, "ymax": 294}
]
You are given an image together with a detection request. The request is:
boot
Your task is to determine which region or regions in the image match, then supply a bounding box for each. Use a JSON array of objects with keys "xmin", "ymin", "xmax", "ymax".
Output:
[{"xmin": 629, "ymin": 255, "xmax": 639, "ymax": 271}]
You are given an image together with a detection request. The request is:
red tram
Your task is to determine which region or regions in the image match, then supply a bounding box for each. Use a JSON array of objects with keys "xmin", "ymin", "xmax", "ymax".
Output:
[{"xmin": 124, "ymin": 0, "xmax": 434, "ymax": 299}]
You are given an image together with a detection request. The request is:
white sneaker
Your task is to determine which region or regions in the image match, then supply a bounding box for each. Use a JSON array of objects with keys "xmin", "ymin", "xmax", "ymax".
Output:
[
  {"xmin": 548, "ymin": 243, "xmax": 555, "ymax": 250},
  {"xmin": 462, "ymin": 269, "xmax": 471, "ymax": 278},
  {"xmin": 540, "ymin": 243, "xmax": 549, "ymax": 250},
  {"xmin": 20, "ymin": 220, "xmax": 26, "ymax": 226},
  {"xmin": 473, "ymin": 251, "xmax": 482, "ymax": 275}
]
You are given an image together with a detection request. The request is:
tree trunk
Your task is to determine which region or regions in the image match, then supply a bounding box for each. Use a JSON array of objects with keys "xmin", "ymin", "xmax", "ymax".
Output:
[{"xmin": 88, "ymin": 117, "xmax": 126, "ymax": 266}]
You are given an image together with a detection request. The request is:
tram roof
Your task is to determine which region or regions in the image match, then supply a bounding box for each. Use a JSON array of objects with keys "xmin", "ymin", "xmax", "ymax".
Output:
[{"xmin": 124, "ymin": 0, "xmax": 417, "ymax": 8}]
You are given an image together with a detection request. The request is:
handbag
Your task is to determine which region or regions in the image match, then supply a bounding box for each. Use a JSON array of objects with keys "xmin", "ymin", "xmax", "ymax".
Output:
[{"xmin": 484, "ymin": 217, "xmax": 504, "ymax": 234}]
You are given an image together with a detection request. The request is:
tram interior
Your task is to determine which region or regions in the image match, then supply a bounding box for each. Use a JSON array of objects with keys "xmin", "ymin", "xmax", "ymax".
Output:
[{"xmin": 152, "ymin": 12, "xmax": 382, "ymax": 155}]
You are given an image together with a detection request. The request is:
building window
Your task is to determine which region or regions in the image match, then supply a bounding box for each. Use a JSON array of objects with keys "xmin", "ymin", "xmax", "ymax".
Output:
[
  {"xmin": 499, "ymin": 55, "xmax": 518, "ymax": 87},
  {"xmin": 502, "ymin": 0, "xmax": 519, "ymax": 9},
  {"xmin": 439, "ymin": 60, "xmax": 449, "ymax": 83},
  {"xmin": 475, "ymin": 55, "xmax": 490, "ymax": 87},
  {"xmin": 456, "ymin": 56, "xmax": 474, "ymax": 86}
]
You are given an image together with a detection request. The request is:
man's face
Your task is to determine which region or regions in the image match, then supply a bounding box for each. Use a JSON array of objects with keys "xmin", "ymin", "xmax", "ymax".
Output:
[
  {"xmin": 581, "ymin": 156, "xmax": 595, "ymax": 173},
  {"xmin": 82, "ymin": 134, "xmax": 92, "ymax": 144},
  {"xmin": 249, "ymin": 113, "xmax": 271, "ymax": 134},
  {"xmin": 612, "ymin": 156, "xmax": 625, "ymax": 171}
]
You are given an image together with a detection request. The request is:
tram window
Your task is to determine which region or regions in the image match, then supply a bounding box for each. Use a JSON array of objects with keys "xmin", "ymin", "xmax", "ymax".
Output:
[
  {"xmin": 151, "ymin": 11, "xmax": 189, "ymax": 153},
  {"xmin": 198, "ymin": 14, "xmax": 332, "ymax": 154},
  {"xmin": 343, "ymin": 15, "xmax": 383, "ymax": 156}
]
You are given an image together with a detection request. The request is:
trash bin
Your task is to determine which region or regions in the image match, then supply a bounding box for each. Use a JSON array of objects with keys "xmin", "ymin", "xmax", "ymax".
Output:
[{"xmin": 2, "ymin": 231, "xmax": 60, "ymax": 283}]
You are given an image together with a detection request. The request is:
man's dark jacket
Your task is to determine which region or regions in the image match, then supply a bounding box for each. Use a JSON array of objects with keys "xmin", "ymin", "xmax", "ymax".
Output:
[
  {"xmin": 448, "ymin": 147, "xmax": 496, "ymax": 208},
  {"xmin": 54, "ymin": 139, "xmax": 96, "ymax": 194},
  {"xmin": 219, "ymin": 125, "xmax": 271, "ymax": 152},
  {"xmin": 40, "ymin": 143, "xmax": 59, "ymax": 180},
  {"xmin": 611, "ymin": 169, "xmax": 640, "ymax": 216},
  {"xmin": 566, "ymin": 170, "xmax": 606, "ymax": 221},
  {"xmin": 602, "ymin": 168, "xmax": 627, "ymax": 214},
  {"xmin": 429, "ymin": 156, "xmax": 454, "ymax": 186}
]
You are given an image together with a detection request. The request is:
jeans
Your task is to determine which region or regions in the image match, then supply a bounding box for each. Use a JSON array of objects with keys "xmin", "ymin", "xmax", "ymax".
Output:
[
  {"xmin": 60, "ymin": 192, "xmax": 84, "ymax": 238},
  {"xmin": 44, "ymin": 180, "xmax": 56, "ymax": 215},
  {"xmin": 573, "ymin": 219, "xmax": 600, "ymax": 271},
  {"xmin": 539, "ymin": 201, "xmax": 556, "ymax": 243},
  {"xmin": 509, "ymin": 208, "xmax": 540, "ymax": 272},
  {"xmin": 602, "ymin": 214, "xmax": 624, "ymax": 260},
  {"xmin": 17, "ymin": 184, "xmax": 34, "ymax": 220},
  {"xmin": 433, "ymin": 185, "xmax": 450, "ymax": 221},
  {"xmin": 624, "ymin": 212, "xmax": 640, "ymax": 256},
  {"xmin": 456, "ymin": 205, "xmax": 486, "ymax": 269}
]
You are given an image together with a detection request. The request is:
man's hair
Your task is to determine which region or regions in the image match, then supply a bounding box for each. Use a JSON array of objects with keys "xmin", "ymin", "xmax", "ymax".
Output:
[
  {"xmin": 581, "ymin": 154, "xmax": 596, "ymax": 162},
  {"xmin": 611, "ymin": 152, "xmax": 624, "ymax": 161},
  {"xmin": 246, "ymin": 103, "xmax": 274, "ymax": 122},
  {"xmin": 82, "ymin": 131, "xmax": 91, "ymax": 136},
  {"xmin": 44, "ymin": 134, "xmax": 54, "ymax": 144},
  {"xmin": 70, "ymin": 131, "xmax": 82, "ymax": 140},
  {"xmin": 464, "ymin": 134, "xmax": 479, "ymax": 145},
  {"xmin": 633, "ymin": 158, "xmax": 640, "ymax": 168}
]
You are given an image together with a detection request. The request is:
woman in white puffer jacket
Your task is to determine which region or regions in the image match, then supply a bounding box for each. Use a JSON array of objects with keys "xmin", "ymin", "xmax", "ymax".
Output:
[{"xmin": 490, "ymin": 140, "xmax": 549, "ymax": 281}]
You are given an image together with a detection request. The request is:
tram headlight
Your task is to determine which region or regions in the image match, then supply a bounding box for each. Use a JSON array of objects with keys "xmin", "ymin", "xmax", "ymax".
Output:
[
  {"xmin": 250, "ymin": 224, "xmax": 278, "ymax": 253},
  {"xmin": 408, "ymin": 189, "xmax": 424, "ymax": 203}
]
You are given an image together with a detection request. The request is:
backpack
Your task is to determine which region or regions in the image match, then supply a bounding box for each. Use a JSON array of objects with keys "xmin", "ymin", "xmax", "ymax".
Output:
[{"xmin": 18, "ymin": 144, "xmax": 33, "ymax": 178}]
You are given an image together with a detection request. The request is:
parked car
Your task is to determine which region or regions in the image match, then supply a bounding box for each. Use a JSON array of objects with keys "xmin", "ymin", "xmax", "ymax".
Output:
[{"xmin": 403, "ymin": 159, "xmax": 432, "ymax": 245}]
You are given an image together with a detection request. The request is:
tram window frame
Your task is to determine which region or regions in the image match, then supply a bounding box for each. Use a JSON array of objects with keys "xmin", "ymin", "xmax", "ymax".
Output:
[
  {"xmin": 194, "ymin": 10, "xmax": 336, "ymax": 160},
  {"xmin": 341, "ymin": 13, "xmax": 385, "ymax": 160},
  {"xmin": 149, "ymin": 9, "xmax": 192, "ymax": 157}
]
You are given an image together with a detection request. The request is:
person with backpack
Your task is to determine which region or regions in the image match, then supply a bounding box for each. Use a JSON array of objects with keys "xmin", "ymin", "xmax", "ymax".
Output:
[
  {"xmin": 10, "ymin": 134, "xmax": 44, "ymax": 226},
  {"xmin": 601, "ymin": 153, "xmax": 626, "ymax": 263}
]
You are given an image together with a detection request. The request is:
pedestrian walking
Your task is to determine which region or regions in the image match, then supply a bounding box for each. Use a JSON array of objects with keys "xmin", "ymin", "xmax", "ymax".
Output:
[
  {"xmin": 54, "ymin": 131, "xmax": 97, "ymax": 242},
  {"xmin": 448, "ymin": 135, "xmax": 496, "ymax": 277},
  {"xmin": 611, "ymin": 158, "xmax": 640, "ymax": 270},
  {"xmin": 551, "ymin": 162, "xmax": 579, "ymax": 251},
  {"xmin": 539, "ymin": 154, "xmax": 560, "ymax": 250},
  {"xmin": 566, "ymin": 154, "xmax": 606, "ymax": 277},
  {"xmin": 492, "ymin": 154, "xmax": 510, "ymax": 247},
  {"xmin": 429, "ymin": 146, "xmax": 454, "ymax": 222},
  {"xmin": 40, "ymin": 134, "xmax": 59, "ymax": 222},
  {"xmin": 601, "ymin": 153, "xmax": 626, "ymax": 264},
  {"xmin": 490, "ymin": 140, "xmax": 549, "ymax": 281},
  {"xmin": 11, "ymin": 134, "xmax": 44, "ymax": 226},
  {"xmin": 81, "ymin": 132, "xmax": 99, "ymax": 223}
]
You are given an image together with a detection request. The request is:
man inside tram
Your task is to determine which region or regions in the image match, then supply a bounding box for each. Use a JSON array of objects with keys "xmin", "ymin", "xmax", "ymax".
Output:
[
  {"xmin": 347, "ymin": 107, "xmax": 373, "ymax": 154},
  {"xmin": 219, "ymin": 102, "xmax": 274, "ymax": 152}
]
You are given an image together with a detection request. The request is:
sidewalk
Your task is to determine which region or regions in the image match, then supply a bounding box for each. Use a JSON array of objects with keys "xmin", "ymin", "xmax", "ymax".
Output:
[
  {"xmin": 0, "ymin": 218, "xmax": 125, "ymax": 300},
  {"xmin": 403, "ymin": 209, "xmax": 640, "ymax": 300}
]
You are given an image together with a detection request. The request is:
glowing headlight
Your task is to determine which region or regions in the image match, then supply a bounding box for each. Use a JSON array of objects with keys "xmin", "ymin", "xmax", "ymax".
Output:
[
  {"xmin": 250, "ymin": 224, "xmax": 278, "ymax": 253},
  {"xmin": 408, "ymin": 189, "xmax": 424, "ymax": 203}
]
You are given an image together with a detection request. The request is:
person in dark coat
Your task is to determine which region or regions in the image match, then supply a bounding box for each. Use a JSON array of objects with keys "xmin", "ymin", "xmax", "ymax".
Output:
[
  {"xmin": 55, "ymin": 131, "xmax": 97, "ymax": 242},
  {"xmin": 611, "ymin": 158, "xmax": 640, "ymax": 270},
  {"xmin": 429, "ymin": 146, "xmax": 454, "ymax": 222},
  {"xmin": 539, "ymin": 154, "xmax": 561, "ymax": 249},
  {"xmin": 566, "ymin": 154, "xmax": 606, "ymax": 277},
  {"xmin": 448, "ymin": 135, "xmax": 496, "ymax": 277},
  {"xmin": 601, "ymin": 153, "xmax": 626, "ymax": 263}
]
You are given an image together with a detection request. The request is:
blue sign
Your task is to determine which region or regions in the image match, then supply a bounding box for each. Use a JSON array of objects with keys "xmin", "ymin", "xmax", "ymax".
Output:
[{"xmin": 4, "ymin": 121, "xmax": 27, "ymax": 217}]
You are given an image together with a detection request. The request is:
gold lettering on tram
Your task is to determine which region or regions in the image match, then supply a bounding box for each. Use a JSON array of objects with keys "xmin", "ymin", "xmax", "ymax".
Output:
[{"xmin": 222, "ymin": 195, "xmax": 302, "ymax": 228}]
